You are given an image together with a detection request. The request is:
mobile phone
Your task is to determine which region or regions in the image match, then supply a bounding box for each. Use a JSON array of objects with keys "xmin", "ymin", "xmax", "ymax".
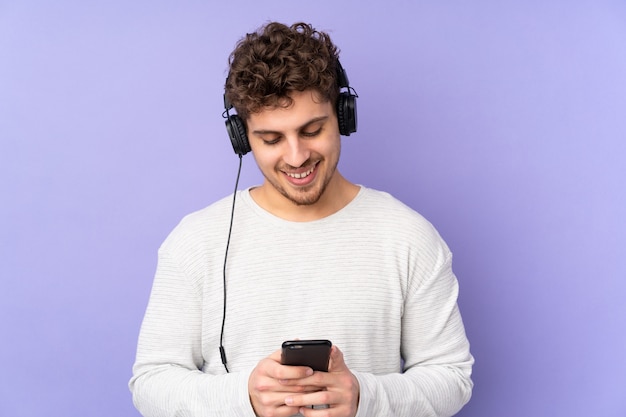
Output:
[{"xmin": 281, "ymin": 340, "xmax": 332, "ymax": 372}]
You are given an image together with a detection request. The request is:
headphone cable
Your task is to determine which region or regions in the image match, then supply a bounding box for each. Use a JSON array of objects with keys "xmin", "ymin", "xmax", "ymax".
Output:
[{"xmin": 219, "ymin": 153, "xmax": 243, "ymax": 373}]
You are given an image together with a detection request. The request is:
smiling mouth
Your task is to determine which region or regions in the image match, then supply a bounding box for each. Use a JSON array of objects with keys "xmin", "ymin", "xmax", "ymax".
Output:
[{"xmin": 285, "ymin": 163, "xmax": 318, "ymax": 179}]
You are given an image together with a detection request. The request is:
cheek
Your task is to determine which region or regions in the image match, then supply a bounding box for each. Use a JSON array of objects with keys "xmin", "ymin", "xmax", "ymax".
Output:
[
  {"xmin": 251, "ymin": 148, "xmax": 278, "ymax": 171},
  {"xmin": 322, "ymin": 137, "xmax": 342, "ymax": 159}
]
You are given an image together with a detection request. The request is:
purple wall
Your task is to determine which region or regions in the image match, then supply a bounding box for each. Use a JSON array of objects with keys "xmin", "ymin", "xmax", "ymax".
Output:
[{"xmin": 1, "ymin": 1, "xmax": 625, "ymax": 416}]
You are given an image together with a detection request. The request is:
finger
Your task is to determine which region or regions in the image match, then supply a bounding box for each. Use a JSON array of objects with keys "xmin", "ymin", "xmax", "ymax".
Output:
[
  {"xmin": 263, "ymin": 349, "xmax": 314, "ymax": 381},
  {"xmin": 277, "ymin": 379, "xmax": 323, "ymax": 393},
  {"xmin": 328, "ymin": 345, "xmax": 347, "ymax": 372},
  {"xmin": 285, "ymin": 389, "xmax": 339, "ymax": 408},
  {"xmin": 276, "ymin": 364, "xmax": 315, "ymax": 382},
  {"xmin": 250, "ymin": 379, "xmax": 313, "ymax": 416},
  {"xmin": 254, "ymin": 401, "xmax": 302, "ymax": 417},
  {"xmin": 269, "ymin": 348, "xmax": 283, "ymax": 362}
]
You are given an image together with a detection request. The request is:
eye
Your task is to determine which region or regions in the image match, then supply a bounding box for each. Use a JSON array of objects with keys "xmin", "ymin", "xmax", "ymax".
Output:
[
  {"xmin": 301, "ymin": 127, "xmax": 322, "ymax": 138},
  {"xmin": 261, "ymin": 136, "xmax": 281, "ymax": 145}
]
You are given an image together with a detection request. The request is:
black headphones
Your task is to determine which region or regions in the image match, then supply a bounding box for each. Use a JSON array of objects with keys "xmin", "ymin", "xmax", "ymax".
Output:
[{"xmin": 223, "ymin": 60, "xmax": 358, "ymax": 156}]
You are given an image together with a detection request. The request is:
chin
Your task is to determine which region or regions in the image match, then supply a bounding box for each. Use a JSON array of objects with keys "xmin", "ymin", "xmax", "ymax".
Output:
[{"xmin": 283, "ymin": 187, "xmax": 324, "ymax": 206}]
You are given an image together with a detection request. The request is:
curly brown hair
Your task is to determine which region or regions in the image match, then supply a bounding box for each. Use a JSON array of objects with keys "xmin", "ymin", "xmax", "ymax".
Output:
[{"xmin": 224, "ymin": 22, "xmax": 341, "ymax": 121}]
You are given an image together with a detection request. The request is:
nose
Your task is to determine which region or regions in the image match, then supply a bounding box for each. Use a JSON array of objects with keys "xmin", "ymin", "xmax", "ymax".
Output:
[{"xmin": 283, "ymin": 136, "xmax": 311, "ymax": 167}]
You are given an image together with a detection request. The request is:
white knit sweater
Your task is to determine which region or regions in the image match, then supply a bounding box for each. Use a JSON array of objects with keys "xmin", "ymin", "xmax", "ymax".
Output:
[{"xmin": 130, "ymin": 187, "xmax": 473, "ymax": 416}]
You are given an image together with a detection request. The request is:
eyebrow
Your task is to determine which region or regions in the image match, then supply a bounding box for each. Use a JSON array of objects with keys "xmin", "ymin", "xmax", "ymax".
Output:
[{"xmin": 251, "ymin": 116, "xmax": 329, "ymax": 136}]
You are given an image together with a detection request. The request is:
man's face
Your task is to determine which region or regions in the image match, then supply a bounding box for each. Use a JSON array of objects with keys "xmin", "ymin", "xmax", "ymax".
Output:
[{"xmin": 246, "ymin": 90, "xmax": 341, "ymax": 208}]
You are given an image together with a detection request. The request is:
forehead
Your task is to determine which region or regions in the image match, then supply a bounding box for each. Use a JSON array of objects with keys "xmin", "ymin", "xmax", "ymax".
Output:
[{"xmin": 247, "ymin": 90, "xmax": 332, "ymax": 132}]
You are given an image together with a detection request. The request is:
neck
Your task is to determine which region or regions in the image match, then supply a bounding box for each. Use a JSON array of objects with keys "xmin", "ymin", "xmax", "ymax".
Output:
[{"xmin": 251, "ymin": 172, "xmax": 359, "ymax": 222}]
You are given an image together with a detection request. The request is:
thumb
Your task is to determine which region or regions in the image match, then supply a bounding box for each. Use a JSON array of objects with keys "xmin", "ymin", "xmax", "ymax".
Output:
[{"xmin": 328, "ymin": 345, "xmax": 347, "ymax": 372}]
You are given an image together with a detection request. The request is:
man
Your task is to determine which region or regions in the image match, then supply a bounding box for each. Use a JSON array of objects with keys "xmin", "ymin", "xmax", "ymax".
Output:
[{"xmin": 130, "ymin": 22, "xmax": 473, "ymax": 417}]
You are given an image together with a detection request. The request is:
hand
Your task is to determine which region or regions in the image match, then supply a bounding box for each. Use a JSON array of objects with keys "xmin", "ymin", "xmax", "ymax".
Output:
[
  {"xmin": 282, "ymin": 346, "xmax": 360, "ymax": 417},
  {"xmin": 248, "ymin": 349, "xmax": 321, "ymax": 417}
]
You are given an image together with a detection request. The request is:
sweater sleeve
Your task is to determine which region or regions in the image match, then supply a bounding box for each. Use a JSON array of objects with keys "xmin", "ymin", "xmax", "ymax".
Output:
[
  {"xmin": 353, "ymin": 251, "xmax": 474, "ymax": 417},
  {"xmin": 129, "ymin": 249, "xmax": 257, "ymax": 417}
]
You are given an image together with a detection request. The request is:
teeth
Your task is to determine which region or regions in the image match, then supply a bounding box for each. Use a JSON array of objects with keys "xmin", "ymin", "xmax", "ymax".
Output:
[{"xmin": 287, "ymin": 166, "xmax": 315, "ymax": 179}]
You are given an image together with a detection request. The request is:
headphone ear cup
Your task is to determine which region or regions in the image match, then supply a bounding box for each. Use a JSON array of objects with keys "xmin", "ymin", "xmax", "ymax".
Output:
[
  {"xmin": 225, "ymin": 114, "xmax": 251, "ymax": 155},
  {"xmin": 336, "ymin": 92, "xmax": 357, "ymax": 136}
]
